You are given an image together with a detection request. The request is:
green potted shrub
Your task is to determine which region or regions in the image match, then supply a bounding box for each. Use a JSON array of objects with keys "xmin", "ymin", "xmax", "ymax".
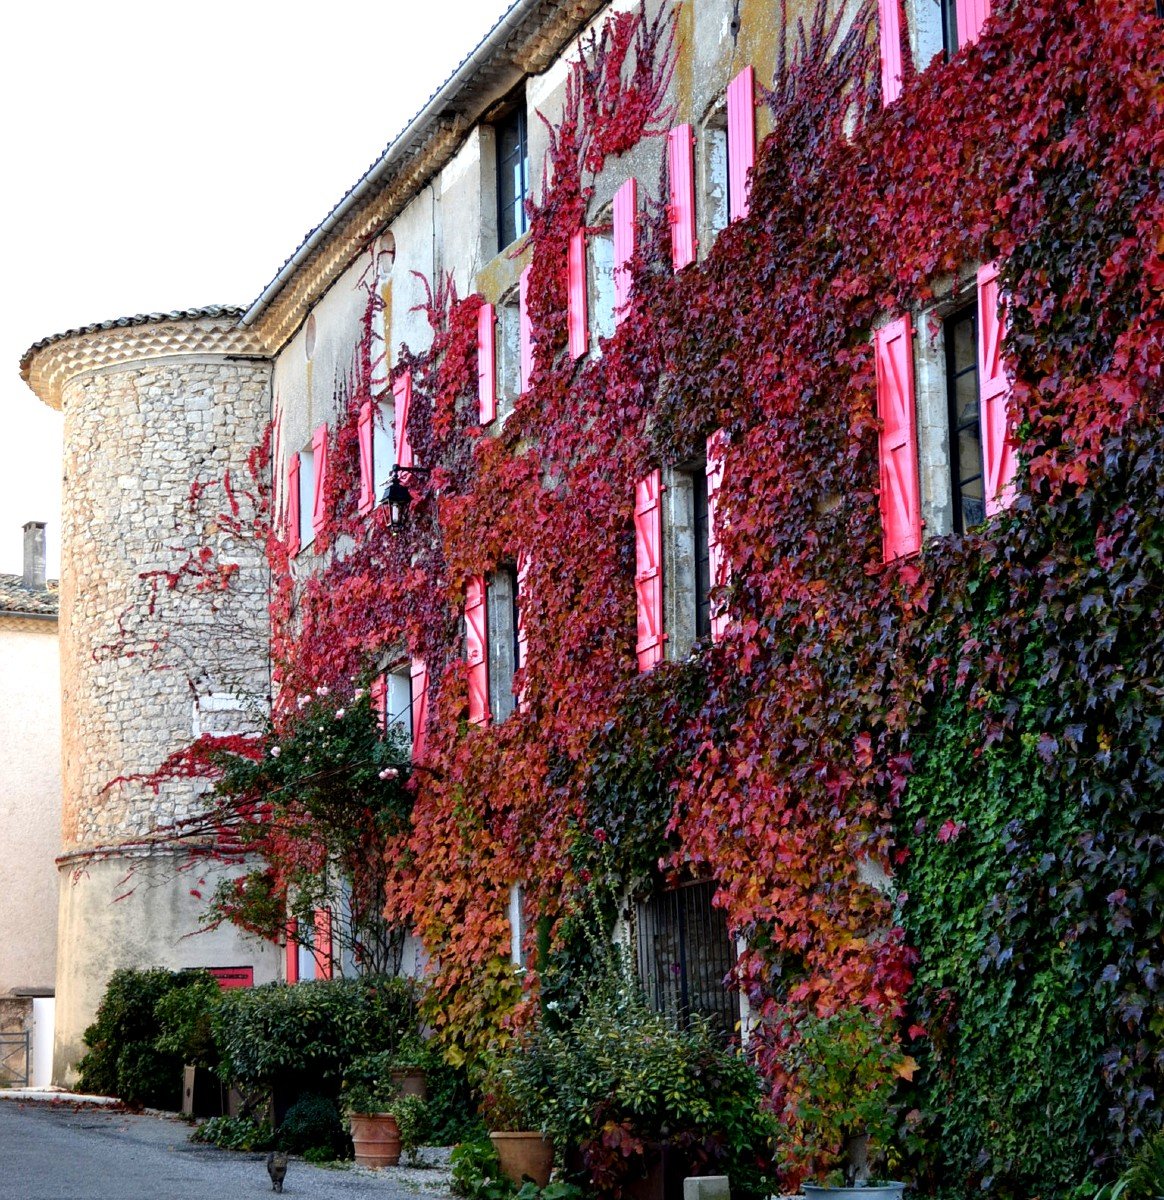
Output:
[
  {"xmin": 504, "ymin": 963, "xmax": 778, "ymax": 1199},
  {"xmin": 342, "ymin": 1051, "xmax": 404, "ymax": 1167},
  {"xmin": 390, "ymin": 1032, "xmax": 432, "ymax": 1100},
  {"xmin": 777, "ymin": 1007, "xmax": 911, "ymax": 1198},
  {"xmin": 480, "ymin": 1055, "xmax": 554, "ymax": 1188}
]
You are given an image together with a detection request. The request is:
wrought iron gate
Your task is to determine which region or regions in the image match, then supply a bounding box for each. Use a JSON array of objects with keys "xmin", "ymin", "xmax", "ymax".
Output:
[
  {"xmin": 0, "ymin": 1030, "xmax": 30, "ymax": 1088},
  {"xmin": 635, "ymin": 880, "xmax": 740, "ymax": 1039}
]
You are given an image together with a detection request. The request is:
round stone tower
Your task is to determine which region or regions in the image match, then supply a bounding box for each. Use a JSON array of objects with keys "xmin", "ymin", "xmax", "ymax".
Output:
[{"xmin": 21, "ymin": 309, "xmax": 281, "ymax": 1084}]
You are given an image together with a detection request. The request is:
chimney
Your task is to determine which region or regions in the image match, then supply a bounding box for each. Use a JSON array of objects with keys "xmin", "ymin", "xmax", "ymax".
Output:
[{"xmin": 22, "ymin": 522, "xmax": 46, "ymax": 591}]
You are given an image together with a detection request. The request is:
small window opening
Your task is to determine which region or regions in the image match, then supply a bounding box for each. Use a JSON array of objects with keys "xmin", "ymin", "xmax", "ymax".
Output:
[
  {"xmin": 945, "ymin": 305, "xmax": 984, "ymax": 532},
  {"xmin": 692, "ymin": 469, "xmax": 711, "ymax": 641},
  {"xmin": 497, "ymin": 106, "xmax": 530, "ymax": 252},
  {"xmin": 487, "ymin": 566, "xmax": 520, "ymax": 724},
  {"xmin": 705, "ymin": 121, "xmax": 729, "ymax": 241},
  {"xmin": 298, "ymin": 446, "xmax": 315, "ymax": 551}
]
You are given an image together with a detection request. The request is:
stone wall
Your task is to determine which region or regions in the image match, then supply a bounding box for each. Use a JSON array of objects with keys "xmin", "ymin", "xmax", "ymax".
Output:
[{"xmin": 60, "ymin": 356, "xmax": 271, "ymax": 850}]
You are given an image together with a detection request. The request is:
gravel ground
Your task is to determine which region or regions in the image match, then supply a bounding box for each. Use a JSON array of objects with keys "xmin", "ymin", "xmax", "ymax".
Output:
[{"xmin": 0, "ymin": 1095, "xmax": 456, "ymax": 1200}]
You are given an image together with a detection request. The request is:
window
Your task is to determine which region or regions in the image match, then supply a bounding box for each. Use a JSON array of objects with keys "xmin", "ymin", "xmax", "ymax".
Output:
[
  {"xmin": 704, "ymin": 119, "xmax": 729, "ymax": 242},
  {"xmin": 298, "ymin": 445, "xmax": 315, "ymax": 551},
  {"xmin": 945, "ymin": 306, "xmax": 985, "ymax": 532},
  {"xmin": 497, "ymin": 292, "xmax": 521, "ymax": 421},
  {"xmin": 487, "ymin": 567, "xmax": 520, "ymax": 725},
  {"xmin": 497, "ymin": 105, "xmax": 530, "ymax": 252},
  {"xmin": 590, "ymin": 229, "xmax": 616, "ymax": 345},
  {"xmin": 692, "ymin": 469, "xmax": 712, "ymax": 642},
  {"xmin": 635, "ymin": 881, "xmax": 740, "ymax": 1039}
]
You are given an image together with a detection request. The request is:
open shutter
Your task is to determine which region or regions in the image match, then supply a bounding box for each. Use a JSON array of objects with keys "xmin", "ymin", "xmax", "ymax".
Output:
[
  {"xmin": 313, "ymin": 908, "xmax": 333, "ymax": 980},
  {"xmin": 285, "ymin": 918, "xmax": 299, "ymax": 984},
  {"xmin": 875, "ymin": 316, "xmax": 922, "ymax": 561},
  {"xmin": 879, "ymin": 0, "xmax": 903, "ymax": 105},
  {"xmin": 956, "ymin": 0, "xmax": 991, "ymax": 47},
  {"xmin": 410, "ymin": 657, "xmax": 428, "ymax": 763},
  {"xmin": 516, "ymin": 552, "xmax": 530, "ymax": 711},
  {"xmin": 613, "ymin": 178, "xmax": 637, "ymax": 321},
  {"xmin": 394, "ymin": 370, "xmax": 413, "ymax": 469},
  {"xmin": 370, "ymin": 673, "xmax": 387, "ymax": 734},
  {"xmin": 478, "ymin": 301, "xmax": 497, "ymax": 424},
  {"xmin": 358, "ymin": 402, "xmax": 375, "ymax": 514},
  {"xmin": 311, "ymin": 424, "xmax": 328, "ymax": 538},
  {"xmin": 286, "ymin": 452, "xmax": 301, "ymax": 557},
  {"xmin": 634, "ymin": 470, "xmax": 666, "ymax": 671},
  {"xmin": 977, "ymin": 263, "xmax": 1016, "ymax": 516},
  {"xmin": 726, "ymin": 67, "xmax": 755, "ymax": 223},
  {"xmin": 707, "ymin": 430, "xmax": 731, "ymax": 641},
  {"xmin": 466, "ymin": 575, "xmax": 490, "ymax": 726},
  {"xmin": 519, "ymin": 265, "xmax": 533, "ymax": 394},
  {"xmin": 567, "ymin": 230, "xmax": 588, "ymax": 359},
  {"xmin": 668, "ymin": 125, "xmax": 696, "ymax": 271}
]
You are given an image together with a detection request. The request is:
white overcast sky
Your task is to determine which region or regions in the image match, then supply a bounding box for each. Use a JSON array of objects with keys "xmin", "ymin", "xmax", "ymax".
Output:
[{"xmin": 0, "ymin": 0, "xmax": 516, "ymax": 577}]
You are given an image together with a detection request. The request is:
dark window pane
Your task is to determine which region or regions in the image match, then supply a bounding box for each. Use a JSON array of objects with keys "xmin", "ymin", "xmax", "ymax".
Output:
[
  {"xmin": 941, "ymin": 0, "xmax": 959, "ymax": 55},
  {"xmin": 497, "ymin": 107, "xmax": 529, "ymax": 252},
  {"xmin": 693, "ymin": 469, "xmax": 711, "ymax": 640},
  {"xmin": 945, "ymin": 305, "xmax": 983, "ymax": 534}
]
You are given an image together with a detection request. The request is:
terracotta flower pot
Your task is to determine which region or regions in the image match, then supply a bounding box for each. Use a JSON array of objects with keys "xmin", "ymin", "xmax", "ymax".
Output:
[
  {"xmin": 490, "ymin": 1131, "xmax": 554, "ymax": 1186},
  {"xmin": 349, "ymin": 1111, "xmax": 401, "ymax": 1167},
  {"xmin": 391, "ymin": 1067, "xmax": 428, "ymax": 1099}
]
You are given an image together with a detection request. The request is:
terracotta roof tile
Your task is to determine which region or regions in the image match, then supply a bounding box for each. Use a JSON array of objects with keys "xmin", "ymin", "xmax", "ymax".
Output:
[{"xmin": 0, "ymin": 573, "xmax": 59, "ymax": 618}]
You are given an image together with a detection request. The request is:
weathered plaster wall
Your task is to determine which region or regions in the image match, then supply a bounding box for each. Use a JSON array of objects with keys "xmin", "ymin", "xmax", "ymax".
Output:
[
  {"xmin": 53, "ymin": 852, "xmax": 280, "ymax": 1086},
  {"xmin": 0, "ymin": 617, "xmax": 61, "ymax": 997}
]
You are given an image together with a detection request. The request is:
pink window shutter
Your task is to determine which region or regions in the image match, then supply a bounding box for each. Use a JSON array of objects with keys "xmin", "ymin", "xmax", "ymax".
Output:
[
  {"xmin": 879, "ymin": 0, "xmax": 904, "ymax": 105},
  {"xmin": 394, "ymin": 370, "xmax": 413, "ymax": 469},
  {"xmin": 286, "ymin": 453, "xmax": 301, "ymax": 558},
  {"xmin": 706, "ymin": 430, "xmax": 731, "ymax": 641},
  {"xmin": 370, "ymin": 673, "xmax": 387, "ymax": 734},
  {"xmin": 311, "ymin": 424, "xmax": 329, "ymax": 538},
  {"xmin": 410, "ymin": 657, "xmax": 429, "ymax": 763},
  {"xmin": 285, "ymin": 918, "xmax": 299, "ymax": 984},
  {"xmin": 956, "ymin": 0, "xmax": 991, "ymax": 47},
  {"xmin": 634, "ymin": 470, "xmax": 666, "ymax": 671},
  {"xmin": 613, "ymin": 178, "xmax": 637, "ymax": 321},
  {"xmin": 667, "ymin": 125, "xmax": 696, "ymax": 271},
  {"xmin": 977, "ymin": 263, "xmax": 1017, "ymax": 516},
  {"xmin": 519, "ymin": 264, "xmax": 533, "ymax": 394},
  {"xmin": 516, "ymin": 551, "xmax": 530, "ymax": 711},
  {"xmin": 313, "ymin": 908, "xmax": 333, "ymax": 980},
  {"xmin": 875, "ymin": 316, "xmax": 923, "ymax": 561},
  {"xmin": 567, "ymin": 230, "xmax": 588, "ymax": 360},
  {"xmin": 726, "ymin": 67, "xmax": 756, "ymax": 222},
  {"xmin": 358, "ymin": 402, "xmax": 375, "ymax": 514},
  {"xmin": 478, "ymin": 301, "xmax": 497, "ymax": 424},
  {"xmin": 466, "ymin": 575, "xmax": 490, "ymax": 725}
]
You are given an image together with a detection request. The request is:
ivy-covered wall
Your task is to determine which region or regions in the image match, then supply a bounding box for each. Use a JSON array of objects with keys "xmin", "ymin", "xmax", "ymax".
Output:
[{"xmin": 135, "ymin": 0, "xmax": 1161, "ymax": 1194}]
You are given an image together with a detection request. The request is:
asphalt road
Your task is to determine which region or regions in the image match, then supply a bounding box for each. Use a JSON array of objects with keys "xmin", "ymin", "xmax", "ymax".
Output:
[{"xmin": 0, "ymin": 1100, "xmax": 455, "ymax": 1200}]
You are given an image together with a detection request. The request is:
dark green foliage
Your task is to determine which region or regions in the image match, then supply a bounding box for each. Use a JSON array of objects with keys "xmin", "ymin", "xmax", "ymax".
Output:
[
  {"xmin": 276, "ymin": 1092, "xmax": 349, "ymax": 1158},
  {"xmin": 451, "ymin": 1139, "xmax": 587, "ymax": 1200},
  {"xmin": 213, "ymin": 976, "xmax": 419, "ymax": 1097},
  {"xmin": 191, "ymin": 1114, "xmax": 274, "ymax": 1151},
  {"xmin": 78, "ymin": 968, "xmax": 216, "ymax": 1108}
]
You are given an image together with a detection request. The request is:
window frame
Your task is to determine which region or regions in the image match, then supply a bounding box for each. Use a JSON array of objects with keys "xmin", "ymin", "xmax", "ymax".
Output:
[{"xmin": 496, "ymin": 104, "xmax": 530, "ymax": 253}]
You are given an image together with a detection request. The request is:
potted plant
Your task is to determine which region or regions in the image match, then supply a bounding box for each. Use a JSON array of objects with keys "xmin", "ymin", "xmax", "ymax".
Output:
[
  {"xmin": 390, "ymin": 1032, "xmax": 431, "ymax": 1100},
  {"xmin": 342, "ymin": 1051, "xmax": 403, "ymax": 1167},
  {"xmin": 480, "ymin": 1056, "xmax": 554, "ymax": 1188},
  {"xmin": 778, "ymin": 1007, "xmax": 911, "ymax": 1198},
  {"xmin": 505, "ymin": 960, "xmax": 778, "ymax": 1200}
]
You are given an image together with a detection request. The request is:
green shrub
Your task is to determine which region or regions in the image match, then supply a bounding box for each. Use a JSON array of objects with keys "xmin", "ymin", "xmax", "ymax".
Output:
[
  {"xmin": 191, "ymin": 1114, "xmax": 274, "ymax": 1151},
  {"xmin": 500, "ymin": 959, "xmax": 778, "ymax": 1199},
  {"xmin": 450, "ymin": 1139, "xmax": 585, "ymax": 1200},
  {"xmin": 213, "ymin": 975, "xmax": 418, "ymax": 1096},
  {"xmin": 78, "ymin": 968, "xmax": 210, "ymax": 1107},
  {"xmin": 155, "ymin": 972, "xmax": 221, "ymax": 1068},
  {"xmin": 277, "ymin": 1092, "xmax": 349, "ymax": 1158}
]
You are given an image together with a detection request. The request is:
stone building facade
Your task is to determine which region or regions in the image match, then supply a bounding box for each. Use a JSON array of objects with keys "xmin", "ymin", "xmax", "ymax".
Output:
[{"xmin": 20, "ymin": 0, "xmax": 1020, "ymax": 1079}]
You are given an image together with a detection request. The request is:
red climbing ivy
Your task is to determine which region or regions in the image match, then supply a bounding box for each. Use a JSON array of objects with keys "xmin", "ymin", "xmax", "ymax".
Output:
[{"xmin": 119, "ymin": 0, "xmax": 1161, "ymax": 1190}]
